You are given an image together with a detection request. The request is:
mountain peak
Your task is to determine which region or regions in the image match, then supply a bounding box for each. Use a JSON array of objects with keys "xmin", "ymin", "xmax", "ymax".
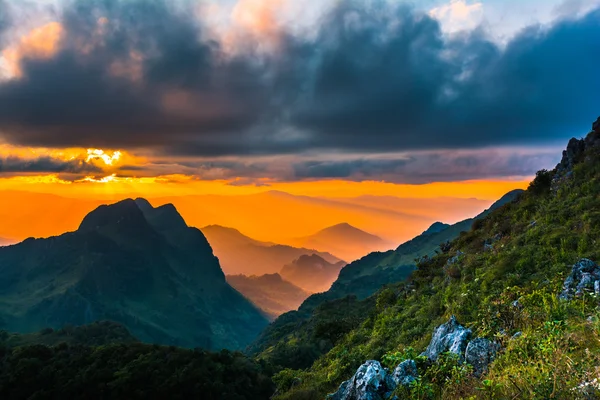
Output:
[
  {"xmin": 422, "ymin": 222, "xmax": 451, "ymax": 236},
  {"xmin": 78, "ymin": 199, "xmax": 146, "ymax": 233},
  {"xmin": 134, "ymin": 198, "xmax": 154, "ymax": 213},
  {"xmin": 316, "ymin": 223, "xmax": 382, "ymax": 242},
  {"xmin": 140, "ymin": 202, "xmax": 188, "ymax": 233},
  {"xmin": 294, "ymin": 253, "xmax": 328, "ymax": 266}
]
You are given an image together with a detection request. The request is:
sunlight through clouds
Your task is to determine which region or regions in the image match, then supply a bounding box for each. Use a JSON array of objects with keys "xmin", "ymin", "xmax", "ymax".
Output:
[{"xmin": 429, "ymin": 0, "xmax": 484, "ymax": 33}]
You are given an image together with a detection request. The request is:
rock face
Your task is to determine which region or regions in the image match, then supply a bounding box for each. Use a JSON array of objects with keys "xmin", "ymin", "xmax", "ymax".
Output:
[
  {"xmin": 422, "ymin": 316, "xmax": 471, "ymax": 361},
  {"xmin": 392, "ymin": 359, "xmax": 418, "ymax": 387},
  {"xmin": 328, "ymin": 360, "xmax": 396, "ymax": 400},
  {"xmin": 465, "ymin": 338, "xmax": 500, "ymax": 377},
  {"xmin": 557, "ymin": 137, "xmax": 587, "ymax": 176},
  {"xmin": 446, "ymin": 251, "xmax": 464, "ymax": 266},
  {"xmin": 593, "ymin": 116, "xmax": 600, "ymax": 133},
  {"xmin": 559, "ymin": 259, "xmax": 600, "ymax": 300}
]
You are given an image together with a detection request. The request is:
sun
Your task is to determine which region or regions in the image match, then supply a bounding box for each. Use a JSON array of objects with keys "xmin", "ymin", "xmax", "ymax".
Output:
[{"xmin": 86, "ymin": 149, "xmax": 122, "ymax": 166}]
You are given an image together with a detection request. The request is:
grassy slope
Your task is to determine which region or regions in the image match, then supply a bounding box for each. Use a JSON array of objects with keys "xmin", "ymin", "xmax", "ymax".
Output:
[
  {"xmin": 249, "ymin": 192, "xmax": 522, "ymax": 369},
  {"xmin": 272, "ymin": 128, "xmax": 600, "ymax": 399}
]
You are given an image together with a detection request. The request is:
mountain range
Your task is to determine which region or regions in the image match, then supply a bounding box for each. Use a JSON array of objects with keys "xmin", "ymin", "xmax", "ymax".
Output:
[
  {"xmin": 0, "ymin": 198, "xmax": 267, "ymax": 350},
  {"xmin": 280, "ymin": 254, "xmax": 346, "ymax": 293},
  {"xmin": 226, "ymin": 274, "xmax": 310, "ymax": 320},
  {"xmin": 201, "ymin": 224, "xmax": 343, "ymax": 276},
  {"xmin": 289, "ymin": 223, "xmax": 392, "ymax": 262},
  {"xmin": 248, "ymin": 189, "xmax": 524, "ymax": 365}
]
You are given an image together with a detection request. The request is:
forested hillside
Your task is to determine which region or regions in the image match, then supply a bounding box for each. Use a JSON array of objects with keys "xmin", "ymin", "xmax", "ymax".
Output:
[{"xmin": 271, "ymin": 121, "xmax": 600, "ymax": 399}]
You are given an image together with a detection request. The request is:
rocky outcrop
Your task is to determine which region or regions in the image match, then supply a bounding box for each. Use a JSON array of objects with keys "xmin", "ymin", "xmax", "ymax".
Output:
[
  {"xmin": 556, "ymin": 137, "xmax": 586, "ymax": 176},
  {"xmin": 553, "ymin": 118, "xmax": 600, "ymax": 188},
  {"xmin": 559, "ymin": 258, "xmax": 600, "ymax": 300},
  {"xmin": 421, "ymin": 316, "xmax": 471, "ymax": 361},
  {"xmin": 465, "ymin": 338, "xmax": 500, "ymax": 377},
  {"xmin": 446, "ymin": 251, "xmax": 464, "ymax": 266},
  {"xmin": 328, "ymin": 360, "xmax": 396, "ymax": 400},
  {"xmin": 392, "ymin": 359, "xmax": 418, "ymax": 387}
]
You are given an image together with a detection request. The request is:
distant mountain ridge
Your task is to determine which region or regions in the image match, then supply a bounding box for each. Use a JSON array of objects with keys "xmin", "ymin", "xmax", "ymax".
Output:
[
  {"xmin": 248, "ymin": 189, "xmax": 524, "ymax": 363},
  {"xmin": 290, "ymin": 223, "xmax": 392, "ymax": 262},
  {"xmin": 0, "ymin": 198, "xmax": 268, "ymax": 350},
  {"xmin": 202, "ymin": 224, "xmax": 344, "ymax": 275},
  {"xmin": 280, "ymin": 254, "xmax": 346, "ymax": 293},
  {"xmin": 422, "ymin": 222, "xmax": 451, "ymax": 235},
  {"xmin": 226, "ymin": 274, "xmax": 310, "ymax": 320}
]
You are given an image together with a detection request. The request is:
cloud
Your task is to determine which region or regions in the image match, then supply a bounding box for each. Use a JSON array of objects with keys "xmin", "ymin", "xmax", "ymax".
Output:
[
  {"xmin": 289, "ymin": 3, "xmax": 600, "ymax": 152},
  {"xmin": 0, "ymin": 0, "xmax": 597, "ymax": 159},
  {"xmin": 0, "ymin": 0, "xmax": 270, "ymax": 152},
  {"xmin": 105, "ymin": 146, "xmax": 559, "ymax": 185},
  {"xmin": 0, "ymin": 154, "xmax": 102, "ymax": 175},
  {"xmin": 291, "ymin": 148, "xmax": 561, "ymax": 184},
  {"xmin": 2, "ymin": 22, "xmax": 64, "ymax": 77},
  {"xmin": 0, "ymin": 1, "xmax": 9, "ymax": 35},
  {"xmin": 429, "ymin": 0, "xmax": 484, "ymax": 33}
]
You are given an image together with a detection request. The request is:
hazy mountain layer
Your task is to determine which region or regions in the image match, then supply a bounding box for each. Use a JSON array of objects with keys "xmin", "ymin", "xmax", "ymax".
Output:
[
  {"xmin": 290, "ymin": 223, "xmax": 392, "ymax": 262},
  {"xmin": 202, "ymin": 225, "xmax": 343, "ymax": 275},
  {"xmin": 280, "ymin": 254, "xmax": 346, "ymax": 293},
  {"xmin": 249, "ymin": 189, "xmax": 523, "ymax": 365},
  {"xmin": 227, "ymin": 274, "xmax": 310, "ymax": 320}
]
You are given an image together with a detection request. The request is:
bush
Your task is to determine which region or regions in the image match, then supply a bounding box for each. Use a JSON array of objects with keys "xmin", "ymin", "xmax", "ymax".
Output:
[{"xmin": 528, "ymin": 169, "xmax": 553, "ymax": 195}]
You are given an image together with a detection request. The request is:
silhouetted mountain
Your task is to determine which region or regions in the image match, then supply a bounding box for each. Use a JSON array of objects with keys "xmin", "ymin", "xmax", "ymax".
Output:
[
  {"xmin": 422, "ymin": 222, "xmax": 451, "ymax": 235},
  {"xmin": 291, "ymin": 223, "xmax": 392, "ymax": 262},
  {"xmin": 249, "ymin": 189, "xmax": 524, "ymax": 365},
  {"xmin": 202, "ymin": 225, "xmax": 344, "ymax": 275},
  {"xmin": 226, "ymin": 274, "xmax": 310, "ymax": 320},
  {"xmin": 280, "ymin": 254, "xmax": 346, "ymax": 293},
  {"xmin": 0, "ymin": 199, "xmax": 268, "ymax": 350}
]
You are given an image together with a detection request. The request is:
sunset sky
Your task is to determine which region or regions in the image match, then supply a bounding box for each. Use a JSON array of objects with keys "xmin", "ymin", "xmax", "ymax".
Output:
[{"xmin": 0, "ymin": 0, "xmax": 598, "ymax": 243}]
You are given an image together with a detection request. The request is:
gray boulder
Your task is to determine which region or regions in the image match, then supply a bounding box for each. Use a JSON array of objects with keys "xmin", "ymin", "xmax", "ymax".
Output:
[
  {"xmin": 447, "ymin": 251, "xmax": 464, "ymax": 266},
  {"xmin": 465, "ymin": 338, "xmax": 500, "ymax": 377},
  {"xmin": 327, "ymin": 360, "xmax": 396, "ymax": 400},
  {"xmin": 392, "ymin": 359, "xmax": 418, "ymax": 387},
  {"xmin": 559, "ymin": 259, "xmax": 600, "ymax": 300},
  {"xmin": 421, "ymin": 316, "xmax": 472, "ymax": 361}
]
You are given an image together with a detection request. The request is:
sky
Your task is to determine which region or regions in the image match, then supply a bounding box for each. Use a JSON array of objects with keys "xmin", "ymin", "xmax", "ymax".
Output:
[{"xmin": 0, "ymin": 0, "xmax": 598, "ymax": 241}]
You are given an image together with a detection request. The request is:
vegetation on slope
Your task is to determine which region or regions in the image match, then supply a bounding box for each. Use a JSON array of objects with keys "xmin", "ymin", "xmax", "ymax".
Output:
[
  {"xmin": 271, "ymin": 123, "xmax": 600, "ymax": 399},
  {"xmin": 0, "ymin": 321, "xmax": 137, "ymax": 348},
  {"xmin": 250, "ymin": 191, "xmax": 522, "ymax": 370},
  {"xmin": 0, "ymin": 343, "xmax": 275, "ymax": 400}
]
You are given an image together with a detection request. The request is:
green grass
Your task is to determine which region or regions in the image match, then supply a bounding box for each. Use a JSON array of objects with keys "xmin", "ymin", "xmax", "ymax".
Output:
[{"xmin": 270, "ymin": 130, "xmax": 600, "ymax": 399}]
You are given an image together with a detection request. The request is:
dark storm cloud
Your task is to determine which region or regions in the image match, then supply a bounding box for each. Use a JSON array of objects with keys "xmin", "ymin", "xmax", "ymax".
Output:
[
  {"xmin": 0, "ymin": 0, "xmax": 269, "ymax": 151},
  {"xmin": 0, "ymin": 155, "xmax": 102, "ymax": 174},
  {"xmin": 290, "ymin": 3, "xmax": 600, "ymax": 150},
  {"xmin": 0, "ymin": 0, "xmax": 598, "ymax": 156},
  {"xmin": 292, "ymin": 149, "xmax": 561, "ymax": 184}
]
